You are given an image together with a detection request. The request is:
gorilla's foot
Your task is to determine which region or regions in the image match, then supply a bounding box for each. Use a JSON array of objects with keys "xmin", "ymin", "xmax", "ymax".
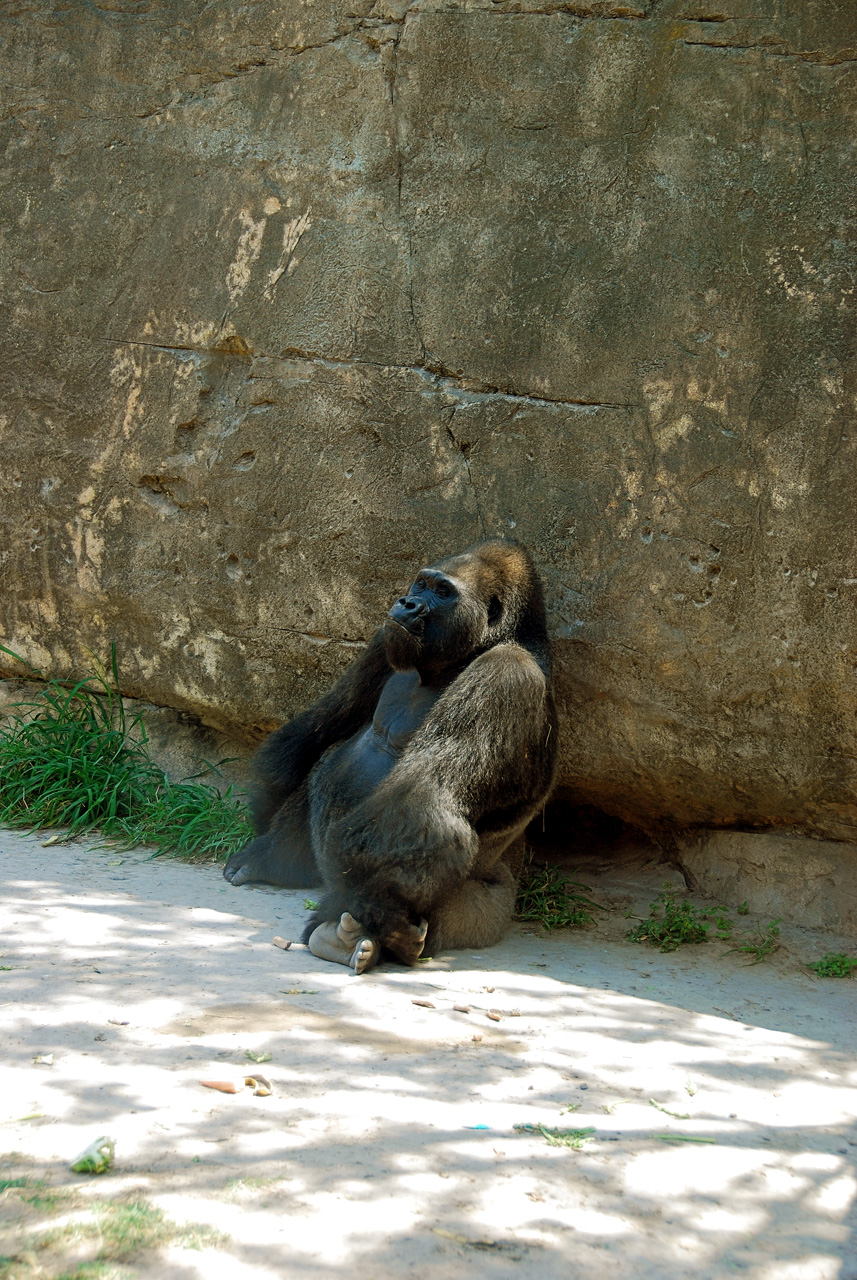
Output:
[
  {"xmin": 307, "ymin": 912, "xmax": 381, "ymax": 975},
  {"xmin": 385, "ymin": 917, "xmax": 428, "ymax": 966}
]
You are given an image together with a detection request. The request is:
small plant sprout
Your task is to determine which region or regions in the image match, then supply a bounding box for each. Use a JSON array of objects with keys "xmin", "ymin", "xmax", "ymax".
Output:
[
  {"xmin": 627, "ymin": 884, "xmax": 722, "ymax": 952},
  {"xmin": 806, "ymin": 952, "xmax": 857, "ymax": 978},
  {"xmin": 728, "ymin": 919, "xmax": 781, "ymax": 964}
]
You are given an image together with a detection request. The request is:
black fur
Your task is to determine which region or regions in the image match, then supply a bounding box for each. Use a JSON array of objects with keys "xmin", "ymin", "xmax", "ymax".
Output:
[{"xmin": 223, "ymin": 540, "xmax": 558, "ymax": 958}]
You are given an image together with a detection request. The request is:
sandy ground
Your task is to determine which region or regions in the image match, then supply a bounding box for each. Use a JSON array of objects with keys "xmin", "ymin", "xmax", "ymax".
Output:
[{"xmin": 1, "ymin": 827, "xmax": 856, "ymax": 1280}]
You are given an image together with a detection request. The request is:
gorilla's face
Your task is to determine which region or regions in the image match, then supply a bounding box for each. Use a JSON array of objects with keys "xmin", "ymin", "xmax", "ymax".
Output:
[{"xmin": 383, "ymin": 567, "xmax": 490, "ymax": 676}]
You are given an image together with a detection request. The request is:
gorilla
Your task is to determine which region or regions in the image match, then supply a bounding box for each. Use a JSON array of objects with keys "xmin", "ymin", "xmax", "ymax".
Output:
[{"xmin": 223, "ymin": 540, "xmax": 558, "ymax": 973}]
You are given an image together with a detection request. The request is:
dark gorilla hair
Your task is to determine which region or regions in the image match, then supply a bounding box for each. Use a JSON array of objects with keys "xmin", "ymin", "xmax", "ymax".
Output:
[{"xmin": 223, "ymin": 540, "xmax": 558, "ymax": 967}]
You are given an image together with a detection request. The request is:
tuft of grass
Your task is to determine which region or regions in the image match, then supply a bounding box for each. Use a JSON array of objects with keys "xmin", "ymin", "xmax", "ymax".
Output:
[
  {"xmin": 33, "ymin": 1198, "xmax": 226, "ymax": 1262},
  {"xmin": 727, "ymin": 918, "xmax": 780, "ymax": 964},
  {"xmin": 515, "ymin": 862, "xmax": 604, "ymax": 931},
  {"xmin": 0, "ymin": 646, "xmax": 251, "ymax": 862},
  {"xmin": 627, "ymin": 884, "xmax": 717, "ymax": 951},
  {"xmin": 806, "ymin": 951, "xmax": 857, "ymax": 978}
]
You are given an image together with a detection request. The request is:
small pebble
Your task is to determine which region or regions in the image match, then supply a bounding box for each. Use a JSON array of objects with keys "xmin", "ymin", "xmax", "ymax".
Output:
[
  {"xmin": 272, "ymin": 937, "xmax": 292, "ymax": 950},
  {"xmin": 579, "ymin": 1083, "xmax": 588, "ymax": 1090},
  {"xmin": 412, "ymin": 998, "xmax": 436, "ymax": 1008},
  {"xmin": 454, "ymin": 1004, "xmax": 471, "ymax": 1014}
]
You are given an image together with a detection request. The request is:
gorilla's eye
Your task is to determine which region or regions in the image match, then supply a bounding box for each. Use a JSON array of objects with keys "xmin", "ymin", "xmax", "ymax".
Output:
[
  {"xmin": 435, "ymin": 583, "xmax": 450, "ymax": 598},
  {"xmin": 417, "ymin": 578, "xmax": 427, "ymax": 590}
]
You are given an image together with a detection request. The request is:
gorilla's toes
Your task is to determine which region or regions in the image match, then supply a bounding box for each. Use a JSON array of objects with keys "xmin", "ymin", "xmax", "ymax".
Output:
[
  {"xmin": 350, "ymin": 937, "xmax": 381, "ymax": 974},
  {"xmin": 223, "ymin": 857, "xmax": 254, "ymax": 885}
]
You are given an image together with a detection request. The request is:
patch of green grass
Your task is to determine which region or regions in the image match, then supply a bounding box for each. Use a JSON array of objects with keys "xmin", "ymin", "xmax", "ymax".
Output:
[
  {"xmin": 513, "ymin": 1123, "xmax": 596, "ymax": 1149},
  {"xmin": 0, "ymin": 1178, "xmax": 27, "ymax": 1192},
  {"xmin": 303, "ymin": 899, "xmax": 319, "ymax": 911},
  {"xmin": 806, "ymin": 951, "xmax": 857, "ymax": 978},
  {"xmin": 0, "ymin": 646, "xmax": 251, "ymax": 862},
  {"xmin": 727, "ymin": 918, "xmax": 780, "ymax": 964},
  {"xmin": 33, "ymin": 1198, "xmax": 226, "ymax": 1262},
  {"xmin": 627, "ymin": 884, "xmax": 718, "ymax": 952},
  {"xmin": 515, "ymin": 863, "xmax": 604, "ymax": 931}
]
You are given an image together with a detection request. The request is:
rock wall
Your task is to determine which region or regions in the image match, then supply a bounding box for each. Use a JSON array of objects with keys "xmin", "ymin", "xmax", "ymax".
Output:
[{"xmin": 2, "ymin": 0, "xmax": 856, "ymax": 842}]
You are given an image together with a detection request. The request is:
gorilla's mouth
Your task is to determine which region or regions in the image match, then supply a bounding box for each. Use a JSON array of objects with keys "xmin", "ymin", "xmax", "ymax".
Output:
[
  {"xmin": 386, "ymin": 615, "xmax": 425, "ymax": 638},
  {"xmin": 383, "ymin": 617, "xmax": 424, "ymax": 672}
]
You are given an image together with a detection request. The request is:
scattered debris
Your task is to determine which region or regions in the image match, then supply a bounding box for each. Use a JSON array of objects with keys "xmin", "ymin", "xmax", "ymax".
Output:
[
  {"xmin": 433, "ymin": 1227, "xmax": 498, "ymax": 1248},
  {"xmin": 71, "ymin": 1134, "xmax": 115, "ymax": 1174},
  {"xmin": 472, "ymin": 1034, "xmax": 483, "ymax": 1042},
  {"xmin": 412, "ymin": 998, "xmax": 436, "ymax": 1008},
  {"xmin": 108, "ymin": 1018, "xmax": 129, "ymax": 1026},
  {"xmin": 513, "ymin": 1123, "xmax": 596, "ymax": 1149},
  {"xmin": 650, "ymin": 1099, "xmax": 691, "ymax": 1119},
  {"xmin": 272, "ymin": 936, "xmax": 292, "ymax": 950},
  {"xmin": 200, "ymin": 1079, "xmax": 242, "ymax": 1094},
  {"xmin": 655, "ymin": 1134, "xmax": 716, "ymax": 1144},
  {"xmin": 33, "ymin": 1053, "xmax": 53, "ymax": 1066},
  {"xmin": 281, "ymin": 988, "xmax": 319, "ymax": 995},
  {"xmin": 245, "ymin": 1074, "xmax": 272, "ymax": 1097},
  {"xmin": 200, "ymin": 1075, "xmax": 273, "ymax": 1097},
  {"xmin": 453, "ymin": 1004, "xmax": 471, "ymax": 1014},
  {"xmin": 244, "ymin": 1050, "xmax": 272, "ymax": 1064},
  {"xmin": 486, "ymin": 1011, "xmax": 502, "ymax": 1022}
]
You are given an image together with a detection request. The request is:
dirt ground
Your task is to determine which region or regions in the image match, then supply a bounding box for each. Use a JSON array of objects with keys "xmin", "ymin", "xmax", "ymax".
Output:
[{"xmin": 1, "ymin": 828, "xmax": 856, "ymax": 1280}]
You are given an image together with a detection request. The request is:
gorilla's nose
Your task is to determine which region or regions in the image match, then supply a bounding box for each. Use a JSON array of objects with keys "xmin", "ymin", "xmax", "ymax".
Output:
[{"xmin": 388, "ymin": 597, "xmax": 427, "ymax": 631}]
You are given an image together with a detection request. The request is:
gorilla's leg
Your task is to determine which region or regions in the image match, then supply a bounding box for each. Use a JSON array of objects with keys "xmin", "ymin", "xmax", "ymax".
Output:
[
  {"xmin": 424, "ymin": 862, "xmax": 517, "ymax": 953},
  {"xmin": 307, "ymin": 912, "xmax": 381, "ymax": 974},
  {"xmin": 224, "ymin": 782, "xmax": 320, "ymax": 887}
]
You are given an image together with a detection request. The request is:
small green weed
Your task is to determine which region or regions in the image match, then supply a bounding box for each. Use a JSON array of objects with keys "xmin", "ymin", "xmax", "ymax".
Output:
[
  {"xmin": 515, "ymin": 863, "xmax": 604, "ymax": 931},
  {"xmin": 513, "ymin": 1123, "xmax": 596, "ymax": 1149},
  {"xmin": 627, "ymin": 884, "xmax": 717, "ymax": 952},
  {"xmin": 303, "ymin": 899, "xmax": 319, "ymax": 911},
  {"xmin": 728, "ymin": 919, "xmax": 780, "ymax": 964},
  {"xmin": 0, "ymin": 646, "xmax": 251, "ymax": 861},
  {"xmin": 806, "ymin": 952, "xmax": 857, "ymax": 978}
]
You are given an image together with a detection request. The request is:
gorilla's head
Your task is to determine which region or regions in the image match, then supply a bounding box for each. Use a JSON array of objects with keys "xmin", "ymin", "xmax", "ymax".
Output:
[{"xmin": 383, "ymin": 540, "xmax": 549, "ymax": 678}]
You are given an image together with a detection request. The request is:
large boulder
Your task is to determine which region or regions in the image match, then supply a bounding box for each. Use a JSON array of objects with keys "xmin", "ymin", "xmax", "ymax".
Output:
[{"xmin": 1, "ymin": 0, "xmax": 855, "ymax": 843}]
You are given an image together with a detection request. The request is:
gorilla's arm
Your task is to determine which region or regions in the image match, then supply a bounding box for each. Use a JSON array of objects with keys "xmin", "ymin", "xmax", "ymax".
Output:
[
  {"xmin": 307, "ymin": 643, "xmax": 556, "ymax": 942},
  {"xmin": 250, "ymin": 629, "xmax": 392, "ymax": 832}
]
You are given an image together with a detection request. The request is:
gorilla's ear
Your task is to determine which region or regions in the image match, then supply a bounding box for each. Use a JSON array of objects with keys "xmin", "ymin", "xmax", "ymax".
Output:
[{"xmin": 487, "ymin": 595, "xmax": 502, "ymax": 624}]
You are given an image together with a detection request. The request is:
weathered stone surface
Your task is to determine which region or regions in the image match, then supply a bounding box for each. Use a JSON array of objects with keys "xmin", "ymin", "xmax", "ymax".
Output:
[
  {"xmin": 1, "ymin": 1, "xmax": 856, "ymax": 846},
  {"xmin": 678, "ymin": 830, "xmax": 857, "ymax": 936}
]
